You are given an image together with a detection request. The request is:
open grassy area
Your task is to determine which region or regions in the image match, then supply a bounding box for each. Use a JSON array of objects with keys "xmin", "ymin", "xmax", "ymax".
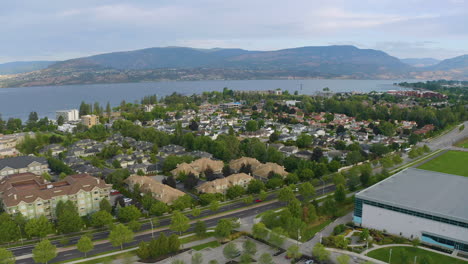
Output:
[
  {"xmin": 455, "ymin": 138, "xmax": 468, "ymax": 148},
  {"xmin": 418, "ymin": 151, "xmax": 468, "ymax": 177},
  {"xmin": 367, "ymin": 246, "xmax": 467, "ymax": 264},
  {"xmin": 192, "ymin": 240, "xmax": 221, "ymax": 251},
  {"xmin": 301, "ymin": 218, "xmax": 333, "ymax": 242}
]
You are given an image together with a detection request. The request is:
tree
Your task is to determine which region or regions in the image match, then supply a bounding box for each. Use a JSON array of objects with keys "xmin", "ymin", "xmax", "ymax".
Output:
[
  {"xmin": 412, "ymin": 237, "xmax": 421, "ymax": 247},
  {"xmin": 208, "ymin": 260, "xmax": 219, "ymax": 264},
  {"xmin": 184, "ymin": 173, "xmax": 199, "ymax": 190},
  {"xmin": 0, "ymin": 213, "xmax": 20, "ymax": 244},
  {"xmin": 150, "ymin": 201, "xmax": 169, "ymax": 216},
  {"xmin": 312, "ymin": 243, "xmax": 330, "ymax": 262},
  {"xmin": 57, "ymin": 115, "xmax": 65, "ymax": 126},
  {"xmin": 56, "ymin": 200, "xmax": 83, "ymax": 234},
  {"xmin": 209, "ymin": 200, "xmax": 220, "ymax": 212},
  {"xmin": 258, "ymin": 253, "xmax": 274, "ymax": 264},
  {"xmin": 288, "ymin": 198, "xmax": 302, "ymax": 218},
  {"xmin": 247, "ymin": 179, "xmax": 264, "ymax": 194},
  {"xmin": 299, "ymin": 182, "xmax": 316, "ymax": 200},
  {"xmin": 360, "ymin": 228, "xmax": 370, "ymax": 242},
  {"xmin": 118, "ymin": 205, "xmax": 141, "ymax": 222},
  {"xmin": 77, "ymin": 235, "xmax": 94, "ymax": 258},
  {"xmin": 91, "ymin": 210, "xmax": 114, "ymax": 228},
  {"xmin": 287, "ymin": 244, "xmax": 301, "ymax": 259},
  {"xmin": 109, "ymin": 224, "xmax": 134, "ymax": 250},
  {"xmin": 189, "ymin": 120, "xmax": 199, "ymax": 131},
  {"xmin": 191, "ymin": 252, "xmax": 203, "ymax": 264},
  {"xmin": 170, "ymin": 211, "xmax": 190, "ymax": 235},
  {"xmin": 269, "ymin": 230, "xmax": 285, "ymax": 249},
  {"xmin": 0, "ymin": 248, "xmax": 15, "ymax": 264},
  {"xmin": 243, "ymin": 239, "xmax": 257, "ymax": 255},
  {"xmin": 25, "ymin": 216, "xmax": 54, "ymax": 239},
  {"xmin": 32, "ymin": 239, "xmax": 57, "ymax": 264},
  {"xmin": 259, "ymin": 190, "xmax": 268, "ymax": 201},
  {"xmin": 334, "ymin": 184, "xmax": 346, "ymax": 203},
  {"xmin": 163, "ymin": 176, "xmax": 177, "ymax": 188},
  {"xmin": 337, "ymin": 254, "xmax": 350, "ymax": 264},
  {"xmin": 194, "ymin": 220, "xmax": 206, "ymax": 237},
  {"xmin": 191, "ymin": 208, "xmax": 201, "ymax": 217},
  {"xmin": 311, "ymin": 147, "xmax": 323, "ymax": 161},
  {"xmin": 252, "ymin": 223, "xmax": 268, "ymax": 240},
  {"xmin": 128, "ymin": 220, "xmax": 142, "ymax": 232},
  {"xmin": 278, "ymin": 186, "xmax": 295, "ymax": 203},
  {"xmin": 226, "ymin": 185, "xmax": 246, "ymax": 199},
  {"xmin": 245, "ymin": 120, "xmax": 258, "ymax": 132},
  {"xmin": 214, "ymin": 218, "xmax": 234, "ymax": 240},
  {"xmin": 240, "ymin": 253, "xmax": 252, "ymax": 264},
  {"xmin": 223, "ymin": 243, "xmax": 240, "ymax": 260},
  {"xmin": 168, "ymin": 234, "xmax": 181, "ymax": 253}
]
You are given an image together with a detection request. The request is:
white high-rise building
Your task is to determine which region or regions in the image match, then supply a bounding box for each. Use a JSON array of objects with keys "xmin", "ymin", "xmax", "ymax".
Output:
[{"xmin": 56, "ymin": 109, "xmax": 79, "ymax": 122}]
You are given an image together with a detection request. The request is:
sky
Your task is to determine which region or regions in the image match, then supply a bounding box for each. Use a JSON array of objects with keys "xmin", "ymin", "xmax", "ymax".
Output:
[{"xmin": 1, "ymin": 0, "xmax": 467, "ymax": 63}]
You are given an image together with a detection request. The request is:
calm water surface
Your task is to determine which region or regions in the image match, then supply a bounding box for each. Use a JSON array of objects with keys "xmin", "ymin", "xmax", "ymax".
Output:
[{"xmin": 0, "ymin": 79, "xmax": 413, "ymax": 120}]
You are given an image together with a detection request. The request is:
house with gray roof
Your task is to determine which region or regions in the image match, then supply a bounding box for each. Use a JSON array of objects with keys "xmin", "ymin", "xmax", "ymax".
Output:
[{"xmin": 0, "ymin": 156, "xmax": 49, "ymax": 179}]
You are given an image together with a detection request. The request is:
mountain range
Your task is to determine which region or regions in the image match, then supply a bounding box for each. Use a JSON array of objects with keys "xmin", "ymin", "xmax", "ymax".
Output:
[{"xmin": 0, "ymin": 46, "xmax": 467, "ymax": 88}]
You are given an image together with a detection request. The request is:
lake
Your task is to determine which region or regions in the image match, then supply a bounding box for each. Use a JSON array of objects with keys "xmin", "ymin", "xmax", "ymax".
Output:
[{"xmin": 0, "ymin": 79, "xmax": 413, "ymax": 120}]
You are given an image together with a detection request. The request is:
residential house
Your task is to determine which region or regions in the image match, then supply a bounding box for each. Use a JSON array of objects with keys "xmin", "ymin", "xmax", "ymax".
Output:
[
  {"xmin": 229, "ymin": 157, "xmax": 261, "ymax": 172},
  {"xmin": 125, "ymin": 175, "xmax": 185, "ymax": 204},
  {"xmin": 196, "ymin": 173, "xmax": 253, "ymax": 194},
  {"xmin": 253, "ymin": 162, "xmax": 288, "ymax": 179}
]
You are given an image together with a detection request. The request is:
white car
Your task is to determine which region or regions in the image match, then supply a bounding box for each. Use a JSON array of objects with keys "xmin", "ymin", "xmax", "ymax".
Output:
[{"xmin": 305, "ymin": 260, "xmax": 314, "ymax": 264}]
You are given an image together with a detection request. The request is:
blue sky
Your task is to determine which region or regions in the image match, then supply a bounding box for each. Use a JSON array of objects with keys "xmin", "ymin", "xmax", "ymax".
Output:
[{"xmin": 1, "ymin": 0, "xmax": 467, "ymax": 63}]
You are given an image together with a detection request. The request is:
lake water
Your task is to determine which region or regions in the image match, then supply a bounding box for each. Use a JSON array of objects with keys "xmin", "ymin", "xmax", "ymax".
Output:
[{"xmin": 0, "ymin": 79, "xmax": 413, "ymax": 120}]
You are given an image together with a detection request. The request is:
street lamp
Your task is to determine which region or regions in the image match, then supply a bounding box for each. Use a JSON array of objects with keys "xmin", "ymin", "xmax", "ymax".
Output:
[
  {"xmin": 18, "ymin": 225, "xmax": 23, "ymax": 245},
  {"xmin": 149, "ymin": 218, "xmax": 155, "ymax": 239},
  {"xmin": 389, "ymin": 248, "xmax": 392, "ymax": 264},
  {"xmin": 414, "ymin": 256, "xmax": 417, "ymax": 264},
  {"xmin": 319, "ymin": 178, "xmax": 325, "ymax": 195}
]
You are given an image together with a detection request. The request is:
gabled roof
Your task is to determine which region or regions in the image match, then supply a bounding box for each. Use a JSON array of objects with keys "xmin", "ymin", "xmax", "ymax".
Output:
[
  {"xmin": 229, "ymin": 157, "xmax": 261, "ymax": 171},
  {"xmin": 0, "ymin": 156, "xmax": 47, "ymax": 170},
  {"xmin": 196, "ymin": 173, "xmax": 253, "ymax": 194},
  {"xmin": 190, "ymin": 158, "xmax": 224, "ymax": 173},
  {"xmin": 125, "ymin": 175, "xmax": 185, "ymax": 204},
  {"xmin": 0, "ymin": 173, "xmax": 111, "ymax": 207},
  {"xmin": 253, "ymin": 162, "xmax": 288, "ymax": 178}
]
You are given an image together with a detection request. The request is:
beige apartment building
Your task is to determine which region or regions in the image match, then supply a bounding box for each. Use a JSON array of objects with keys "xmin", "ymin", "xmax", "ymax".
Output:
[
  {"xmin": 81, "ymin": 115, "xmax": 100, "ymax": 128},
  {"xmin": 196, "ymin": 173, "xmax": 253, "ymax": 194},
  {"xmin": 0, "ymin": 173, "xmax": 111, "ymax": 219}
]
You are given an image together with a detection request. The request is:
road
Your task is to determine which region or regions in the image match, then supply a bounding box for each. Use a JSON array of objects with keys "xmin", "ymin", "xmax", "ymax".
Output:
[
  {"xmin": 424, "ymin": 121, "xmax": 468, "ymax": 150},
  {"xmin": 14, "ymin": 186, "xmax": 337, "ymax": 263}
]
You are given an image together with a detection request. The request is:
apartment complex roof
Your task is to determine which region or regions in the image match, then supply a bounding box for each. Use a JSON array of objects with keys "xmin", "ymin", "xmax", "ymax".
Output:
[
  {"xmin": 253, "ymin": 162, "xmax": 288, "ymax": 178},
  {"xmin": 0, "ymin": 173, "xmax": 111, "ymax": 207},
  {"xmin": 125, "ymin": 175, "xmax": 185, "ymax": 204},
  {"xmin": 229, "ymin": 157, "xmax": 261, "ymax": 172},
  {"xmin": 197, "ymin": 173, "xmax": 253, "ymax": 194},
  {"xmin": 0, "ymin": 156, "xmax": 47, "ymax": 170}
]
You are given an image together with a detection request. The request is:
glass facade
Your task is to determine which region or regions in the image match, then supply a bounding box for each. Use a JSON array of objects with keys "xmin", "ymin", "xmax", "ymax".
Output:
[
  {"xmin": 354, "ymin": 198, "xmax": 468, "ymax": 229},
  {"xmin": 422, "ymin": 233, "xmax": 468, "ymax": 251}
]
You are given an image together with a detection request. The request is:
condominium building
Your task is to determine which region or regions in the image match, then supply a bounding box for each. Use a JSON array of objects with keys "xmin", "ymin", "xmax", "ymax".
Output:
[
  {"xmin": 56, "ymin": 109, "xmax": 80, "ymax": 122},
  {"xmin": 81, "ymin": 115, "xmax": 100, "ymax": 128},
  {"xmin": 125, "ymin": 175, "xmax": 185, "ymax": 204},
  {"xmin": 0, "ymin": 173, "xmax": 112, "ymax": 219},
  {"xmin": 196, "ymin": 173, "xmax": 253, "ymax": 194},
  {"xmin": 0, "ymin": 156, "xmax": 49, "ymax": 180}
]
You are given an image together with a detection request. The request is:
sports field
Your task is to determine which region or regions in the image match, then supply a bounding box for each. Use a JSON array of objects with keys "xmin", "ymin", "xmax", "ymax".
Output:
[{"xmin": 418, "ymin": 151, "xmax": 468, "ymax": 177}]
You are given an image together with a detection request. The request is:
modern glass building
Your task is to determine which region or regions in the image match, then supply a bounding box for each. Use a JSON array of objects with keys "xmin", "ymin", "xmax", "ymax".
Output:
[{"xmin": 354, "ymin": 168, "xmax": 468, "ymax": 252}]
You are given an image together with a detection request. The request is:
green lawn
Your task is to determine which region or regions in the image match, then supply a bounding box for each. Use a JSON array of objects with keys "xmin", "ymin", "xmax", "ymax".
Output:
[
  {"xmin": 455, "ymin": 138, "xmax": 468, "ymax": 148},
  {"xmin": 367, "ymin": 246, "xmax": 467, "ymax": 264},
  {"xmin": 418, "ymin": 151, "xmax": 468, "ymax": 177},
  {"xmin": 192, "ymin": 240, "xmax": 221, "ymax": 251}
]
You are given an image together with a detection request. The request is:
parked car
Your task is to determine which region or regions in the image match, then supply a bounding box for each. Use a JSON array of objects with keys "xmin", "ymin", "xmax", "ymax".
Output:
[
  {"xmin": 110, "ymin": 189, "xmax": 121, "ymax": 195},
  {"xmin": 255, "ymin": 199, "xmax": 263, "ymax": 203},
  {"xmin": 305, "ymin": 260, "xmax": 314, "ymax": 264}
]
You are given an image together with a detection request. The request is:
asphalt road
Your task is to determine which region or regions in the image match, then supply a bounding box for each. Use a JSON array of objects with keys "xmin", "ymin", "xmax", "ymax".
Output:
[
  {"xmin": 15, "ymin": 185, "xmax": 337, "ymax": 264},
  {"xmin": 424, "ymin": 121, "xmax": 468, "ymax": 150}
]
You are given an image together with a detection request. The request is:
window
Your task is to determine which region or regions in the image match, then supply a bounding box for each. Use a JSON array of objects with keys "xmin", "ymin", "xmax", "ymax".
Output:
[{"xmin": 360, "ymin": 198, "xmax": 468, "ymax": 229}]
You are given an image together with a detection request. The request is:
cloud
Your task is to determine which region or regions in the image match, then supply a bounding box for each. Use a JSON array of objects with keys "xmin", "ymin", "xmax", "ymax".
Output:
[{"xmin": 0, "ymin": 0, "xmax": 467, "ymax": 62}]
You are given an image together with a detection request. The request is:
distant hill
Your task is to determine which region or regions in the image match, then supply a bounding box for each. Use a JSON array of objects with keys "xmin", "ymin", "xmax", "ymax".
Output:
[
  {"xmin": 0, "ymin": 46, "xmax": 466, "ymax": 87},
  {"xmin": 400, "ymin": 58, "xmax": 440, "ymax": 67},
  {"xmin": 0, "ymin": 61, "xmax": 56, "ymax": 75},
  {"xmin": 410, "ymin": 55, "xmax": 468, "ymax": 80}
]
